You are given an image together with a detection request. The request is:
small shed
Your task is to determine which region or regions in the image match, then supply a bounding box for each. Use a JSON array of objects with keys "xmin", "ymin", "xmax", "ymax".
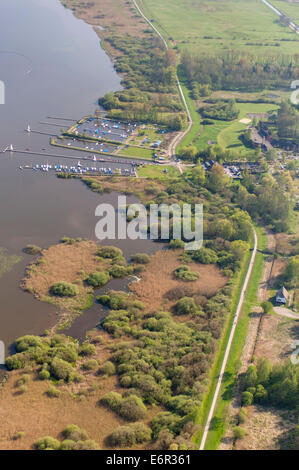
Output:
[{"xmin": 276, "ymin": 286, "xmax": 289, "ymax": 305}]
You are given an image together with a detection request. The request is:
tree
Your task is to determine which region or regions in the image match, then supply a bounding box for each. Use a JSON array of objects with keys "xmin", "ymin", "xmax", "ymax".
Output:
[
  {"xmin": 230, "ymin": 240, "xmax": 250, "ymax": 260},
  {"xmin": 50, "ymin": 281, "xmax": 79, "ymax": 297},
  {"xmin": 175, "ymin": 297, "xmax": 198, "ymax": 316},
  {"xmin": 243, "ymin": 365, "xmax": 257, "ymax": 389},
  {"xmin": 207, "ymin": 165, "xmax": 230, "ymax": 193},
  {"xmin": 190, "ymin": 165, "xmax": 206, "ymax": 186},
  {"xmin": 86, "ymin": 271, "xmax": 109, "ymax": 287},
  {"xmin": 233, "ymin": 426, "xmax": 247, "ymax": 440},
  {"xmin": 283, "ymin": 257, "xmax": 299, "ymax": 288},
  {"xmin": 178, "ymin": 146, "xmax": 198, "ymax": 162},
  {"xmin": 260, "ymin": 301, "xmax": 273, "ymax": 315},
  {"xmin": 256, "ymin": 358, "xmax": 271, "ymax": 385}
]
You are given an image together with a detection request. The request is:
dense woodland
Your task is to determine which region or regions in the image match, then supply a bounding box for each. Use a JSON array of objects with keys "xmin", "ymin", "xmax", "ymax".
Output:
[
  {"xmin": 181, "ymin": 51, "xmax": 299, "ymax": 92},
  {"xmin": 241, "ymin": 359, "xmax": 299, "ymax": 449},
  {"xmin": 278, "ymin": 101, "xmax": 299, "ymax": 143},
  {"xmin": 200, "ymin": 100, "xmax": 240, "ymax": 121},
  {"xmin": 99, "ymin": 35, "xmax": 186, "ymax": 130}
]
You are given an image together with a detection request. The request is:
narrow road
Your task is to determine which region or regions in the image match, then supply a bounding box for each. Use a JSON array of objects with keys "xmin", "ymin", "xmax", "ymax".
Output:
[
  {"xmin": 132, "ymin": 0, "xmax": 193, "ymax": 158},
  {"xmin": 199, "ymin": 228, "xmax": 258, "ymax": 450},
  {"xmin": 261, "ymin": 0, "xmax": 299, "ymax": 32},
  {"xmin": 274, "ymin": 306, "xmax": 299, "ymax": 321}
]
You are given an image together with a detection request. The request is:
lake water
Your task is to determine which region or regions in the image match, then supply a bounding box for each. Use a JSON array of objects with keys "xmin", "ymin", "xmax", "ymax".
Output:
[{"xmin": 0, "ymin": 0, "xmax": 161, "ymax": 357}]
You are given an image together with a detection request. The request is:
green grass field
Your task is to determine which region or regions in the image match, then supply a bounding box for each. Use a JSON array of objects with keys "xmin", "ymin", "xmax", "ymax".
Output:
[
  {"xmin": 137, "ymin": 164, "xmax": 180, "ymax": 179},
  {"xmin": 141, "ymin": 0, "xmax": 299, "ymax": 54},
  {"xmin": 120, "ymin": 145, "xmax": 155, "ymax": 159},
  {"xmin": 217, "ymin": 102, "xmax": 279, "ymax": 156},
  {"xmin": 179, "ymin": 94, "xmax": 279, "ymax": 155},
  {"xmin": 271, "ymin": 0, "xmax": 299, "ymax": 24}
]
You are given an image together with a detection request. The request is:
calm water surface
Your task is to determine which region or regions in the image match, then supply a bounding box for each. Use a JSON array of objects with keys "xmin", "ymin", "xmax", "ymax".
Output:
[{"xmin": 0, "ymin": 0, "xmax": 160, "ymax": 355}]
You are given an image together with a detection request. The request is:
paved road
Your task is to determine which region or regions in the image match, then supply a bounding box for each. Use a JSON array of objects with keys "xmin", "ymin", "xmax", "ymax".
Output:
[
  {"xmin": 132, "ymin": 0, "xmax": 193, "ymax": 158},
  {"xmin": 199, "ymin": 229, "xmax": 258, "ymax": 450},
  {"xmin": 261, "ymin": 0, "xmax": 299, "ymax": 33},
  {"xmin": 274, "ymin": 306, "xmax": 299, "ymax": 321}
]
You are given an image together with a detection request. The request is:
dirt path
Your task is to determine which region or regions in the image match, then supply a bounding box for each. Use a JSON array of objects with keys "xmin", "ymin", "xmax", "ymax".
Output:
[{"xmin": 274, "ymin": 306, "xmax": 299, "ymax": 320}]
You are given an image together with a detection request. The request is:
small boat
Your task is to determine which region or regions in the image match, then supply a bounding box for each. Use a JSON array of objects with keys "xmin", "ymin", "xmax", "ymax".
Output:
[{"xmin": 26, "ymin": 125, "xmax": 31, "ymax": 133}]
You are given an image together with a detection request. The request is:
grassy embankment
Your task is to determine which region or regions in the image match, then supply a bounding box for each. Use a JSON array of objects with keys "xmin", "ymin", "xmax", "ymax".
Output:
[{"xmin": 193, "ymin": 226, "xmax": 267, "ymax": 449}]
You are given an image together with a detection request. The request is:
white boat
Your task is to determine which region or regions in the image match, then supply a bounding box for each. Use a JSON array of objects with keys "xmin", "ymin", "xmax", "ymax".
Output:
[
  {"xmin": 93, "ymin": 155, "xmax": 97, "ymax": 161},
  {"xmin": 26, "ymin": 125, "xmax": 31, "ymax": 133},
  {"xmin": 77, "ymin": 161, "xmax": 82, "ymax": 167}
]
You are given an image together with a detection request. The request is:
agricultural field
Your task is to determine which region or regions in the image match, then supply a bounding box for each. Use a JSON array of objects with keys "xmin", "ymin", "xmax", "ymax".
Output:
[
  {"xmin": 271, "ymin": 0, "xmax": 299, "ymax": 23},
  {"xmin": 141, "ymin": 0, "xmax": 299, "ymax": 54}
]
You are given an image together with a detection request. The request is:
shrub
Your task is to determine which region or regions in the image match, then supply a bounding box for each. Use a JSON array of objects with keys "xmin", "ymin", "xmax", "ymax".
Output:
[
  {"xmin": 74, "ymin": 439, "xmax": 99, "ymax": 450},
  {"xmin": 54, "ymin": 344, "xmax": 78, "ymax": 363},
  {"xmin": 63, "ymin": 425, "xmax": 88, "ymax": 442},
  {"xmin": 151, "ymin": 412, "xmax": 182, "ymax": 439},
  {"xmin": 99, "ymin": 361, "xmax": 116, "ymax": 376},
  {"xmin": 169, "ymin": 239, "xmax": 184, "ymax": 249},
  {"xmin": 243, "ymin": 365, "xmax": 257, "ymax": 389},
  {"xmin": 119, "ymin": 395, "xmax": 147, "ymax": 422},
  {"xmin": 96, "ymin": 294, "xmax": 110, "ymax": 306},
  {"xmin": 97, "ymin": 246, "xmax": 123, "ymax": 259},
  {"xmin": 46, "ymin": 386, "xmax": 60, "ymax": 398},
  {"xmin": 167, "ymin": 395, "xmax": 199, "ymax": 416},
  {"xmin": 50, "ymin": 282, "xmax": 79, "ymax": 297},
  {"xmin": 241, "ymin": 391, "xmax": 253, "ymax": 406},
  {"xmin": 233, "ymin": 426, "xmax": 247, "ymax": 440},
  {"xmin": 174, "ymin": 297, "xmax": 198, "ymax": 316},
  {"xmin": 86, "ymin": 271, "xmax": 109, "ymax": 287},
  {"xmin": 107, "ymin": 425, "xmax": 136, "ymax": 447},
  {"xmin": 82, "ymin": 359, "xmax": 98, "ymax": 371},
  {"xmin": 16, "ymin": 374, "xmax": 30, "ymax": 386},
  {"xmin": 18, "ymin": 385, "xmax": 27, "ymax": 394},
  {"xmin": 59, "ymin": 439, "xmax": 76, "ymax": 450},
  {"xmin": 260, "ymin": 301, "xmax": 273, "ymax": 315},
  {"xmin": 101, "ymin": 392, "xmax": 123, "ymax": 412},
  {"xmin": 238, "ymin": 408, "xmax": 248, "ymax": 424},
  {"xmin": 6, "ymin": 354, "xmax": 26, "ymax": 370},
  {"xmin": 130, "ymin": 422, "xmax": 152, "ymax": 443},
  {"xmin": 50, "ymin": 357, "xmax": 74, "ymax": 381},
  {"xmin": 23, "ymin": 244, "xmax": 42, "ymax": 255},
  {"xmin": 79, "ymin": 343, "xmax": 96, "ymax": 356},
  {"xmin": 13, "ymin": 432, "xmax": 25, "ymax": 440},
  {"xmin": 131, "ymin": 253, "xmax": 150, "ymax": 264},
  {"xmin": 97, "ymin": 292, "xmax": 129, "ymax": 310},
  {"xmin": 39, "ymin": 369, "xmax": 50, "ymax": 380},
  {"xmin": 35, "ymin": 436, "xmax": 61, "ymax": 450},
  {"xmin": 15, "ymin": 335, "xmax": 45, "ymax": 352},
  {"xmin": 191, "ymin": 248, "xmax": 218, "ymax": 264},
  {"xmin": 109, "ymin": 264, "xmax": 130, "ymax": 278},
  {"xmin": 174, "ymin": 265, "xmax": 199, "ymax": 282}
]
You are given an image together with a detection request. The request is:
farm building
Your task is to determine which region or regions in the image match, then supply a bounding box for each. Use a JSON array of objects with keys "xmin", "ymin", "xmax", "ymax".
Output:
[{"xmin": 275, "ymin": 286, "xmax": 289, "ymax": 305}]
